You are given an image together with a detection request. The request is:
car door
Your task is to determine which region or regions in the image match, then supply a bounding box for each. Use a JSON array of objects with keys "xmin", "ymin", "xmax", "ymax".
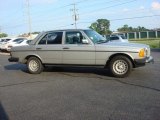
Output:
[
  {"xmin": 35, "ymin": 31, "xmax": 63, "ymax": 64},
  {"xmin": 62, "ymin": 31, "xmax": 95, "ymax": 65}
]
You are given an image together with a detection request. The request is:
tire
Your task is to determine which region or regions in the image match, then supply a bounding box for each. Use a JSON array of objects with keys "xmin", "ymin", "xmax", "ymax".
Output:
[
  {"xmin": 109, "ymin": 55, "xmax": 133, "ymax": 78},
  {"xmin": 27, "ymin": 57, "xmax": 44, "ymax": 74}
]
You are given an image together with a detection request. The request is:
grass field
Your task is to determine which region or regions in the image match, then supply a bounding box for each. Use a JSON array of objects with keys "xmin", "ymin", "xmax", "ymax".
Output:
[{"xmin": 129, "ymin": 38, "xmax": 160, "ymax": 48}]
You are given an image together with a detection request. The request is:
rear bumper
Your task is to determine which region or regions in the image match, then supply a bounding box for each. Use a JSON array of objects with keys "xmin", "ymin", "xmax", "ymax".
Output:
[
  {"xmin": 8, "ymin": 57, "xmax": 19, "ymax": 62},
  {"xmin": 134, "ymin": 56, "xmax": 154, "ymax": 67}
]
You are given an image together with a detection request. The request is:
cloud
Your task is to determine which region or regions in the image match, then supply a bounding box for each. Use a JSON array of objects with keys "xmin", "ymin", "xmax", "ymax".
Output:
[
  {"xmin": 139, "ymin": 6, "xmax": 145, "ymax": 10},
  {"xmin": 151, "ymin": 1, "xmax": 160, "ymax": 10},
  {"xmin": 123, "ymin": 8, "xmax": 129, "ymax": 12}
]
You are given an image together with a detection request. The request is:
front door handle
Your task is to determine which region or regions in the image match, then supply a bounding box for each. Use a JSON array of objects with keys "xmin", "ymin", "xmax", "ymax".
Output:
[{"xmin": 63, "ymin": 47, "xmax": 69, "ymax": 49}]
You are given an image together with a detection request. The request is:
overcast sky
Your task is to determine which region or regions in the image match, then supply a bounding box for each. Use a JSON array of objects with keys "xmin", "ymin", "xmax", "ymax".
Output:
[{"xmin": 0, "ymin": 0, "xmax": 160, "ymax": 35}]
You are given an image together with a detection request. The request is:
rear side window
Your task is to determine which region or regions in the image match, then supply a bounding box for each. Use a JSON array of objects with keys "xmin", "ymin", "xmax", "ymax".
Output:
[{"xmin": 38, "ymin": 32, "xmax": 63, "ymax": 45}]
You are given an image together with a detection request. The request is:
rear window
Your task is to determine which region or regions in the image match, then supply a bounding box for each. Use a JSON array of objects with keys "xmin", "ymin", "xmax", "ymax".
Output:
[
  {"xmin": 5, "ymin": 39, "xmax": 11, "ymax": 42},
  {"xmin": 110, "ymin": 37, "xmax": 119, "ymax": 40}
]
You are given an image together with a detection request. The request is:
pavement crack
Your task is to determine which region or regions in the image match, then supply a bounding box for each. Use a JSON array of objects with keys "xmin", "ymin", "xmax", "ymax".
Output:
[
  {"xmin": 60, "ymin": 73, "xmax": 160, "ymax": 93},
  {"xmin": 113, "ymin": 79, "xmax": 160, "ymax": 92}
]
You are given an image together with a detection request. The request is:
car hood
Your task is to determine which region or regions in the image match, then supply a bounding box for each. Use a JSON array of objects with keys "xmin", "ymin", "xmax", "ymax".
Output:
[{"xmin": 101, "ymin": 41, "xmax": 149, "ymax": 48}]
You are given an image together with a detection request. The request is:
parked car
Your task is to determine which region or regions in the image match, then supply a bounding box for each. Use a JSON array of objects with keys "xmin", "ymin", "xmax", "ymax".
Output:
[
  {"xmin": 8, "ymin": 29, "xmax": 153, "ymax": 77},
  {"xmin": 7, "ymin": 39, "xmax": 30, "ymax": 52},
  {"xmin": 108, "ymin": 35, "xmax": 128, "ymax": 42},
  {"xmin": 0, "ymin": 38, "xmax": 5, "ymax": 44},
  {"xmin": 0, "ymin": 38, "xmax": 12, "ymax": 51},
  {"xmin": 0, "ymin": 38, "xmax": 27, "ymax": 51}
]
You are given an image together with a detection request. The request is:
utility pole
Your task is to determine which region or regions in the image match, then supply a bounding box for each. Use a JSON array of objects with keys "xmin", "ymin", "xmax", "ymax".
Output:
[
  {"xmin": 71, "ymin": 2, "xmax": 79, "ymax": 29},
  {"xmin": 0, "ymin": 26, "xmax": 1, "ymax": 33},
  {"xmin": 26, "ymin": 0, "xmax": 32, "ymax": 39}
]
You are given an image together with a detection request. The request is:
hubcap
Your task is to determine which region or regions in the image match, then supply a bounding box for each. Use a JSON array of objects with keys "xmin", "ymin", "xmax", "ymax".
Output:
[
  {"xmin": 29, "ymin": 60, "xmax": 39, "ymax": 72},
  {"xmin": 113, "ymin": 60, "xmax": 128, "ymax": 75}
]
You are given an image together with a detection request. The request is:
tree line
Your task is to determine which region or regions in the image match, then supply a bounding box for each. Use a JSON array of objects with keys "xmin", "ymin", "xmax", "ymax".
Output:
[{"xmin": 89, "ymin": 19, "xmax": 153, "ymax": 35}]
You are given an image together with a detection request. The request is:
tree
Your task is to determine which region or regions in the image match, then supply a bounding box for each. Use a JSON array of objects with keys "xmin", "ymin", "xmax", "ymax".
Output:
[
  {"xmin": 32, "ymin": 32, "xmax": 40, "ymax": 34},
  {"xmin": 89, "ymin": 19, "xmax": 112, "ymax": 35},
  {"xmin": 0, "ymin": 33, "xmax": 8, "ymax": 38},
  {"xmin": 136, "ymin": 26, "xmax": 148, "ymax": 31}
]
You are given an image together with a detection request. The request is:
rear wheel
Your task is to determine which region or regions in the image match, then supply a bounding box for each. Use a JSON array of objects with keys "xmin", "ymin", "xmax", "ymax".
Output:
[
  {"xmin": 109, "ymin": 55, "xmax": 133, "ymax": 78},
  {"xmin": 27, "ymin": 57, "xmax": 44, "ymax": 74}
]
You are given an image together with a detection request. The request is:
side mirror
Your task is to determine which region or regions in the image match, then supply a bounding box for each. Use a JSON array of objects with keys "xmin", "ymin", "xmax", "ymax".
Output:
[{"xmin": 82, "ymin": 39, "xmax": 89, "ymax": 44}]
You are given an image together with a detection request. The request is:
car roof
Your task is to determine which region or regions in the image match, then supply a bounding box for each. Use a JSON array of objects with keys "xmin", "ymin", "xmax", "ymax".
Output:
[{"xmin": 45, "ymin": 29, "xmax": 90, "ymax": 33}]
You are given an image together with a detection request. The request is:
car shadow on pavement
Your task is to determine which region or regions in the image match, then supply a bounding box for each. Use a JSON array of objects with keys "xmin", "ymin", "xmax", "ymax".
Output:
[
  {"xmin": 43, "ymin": 66, "xmax": 112, "ymax": 77},
  {"xmin": 4, "ymin": 64, "xmax": 112, "ymax": 77},
  {"xmin": 0, "ymin": 102, "xmax": 9, "ymax": 120},
  {"xmin": 4, "ymin": 63, "xmax": 28, "ymax": 72}
]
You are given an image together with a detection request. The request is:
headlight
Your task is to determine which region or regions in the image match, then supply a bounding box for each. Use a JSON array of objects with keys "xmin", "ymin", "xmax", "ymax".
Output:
[{"xmin": 139, "ymin": 48, "xmax": 145, "ymax": 57}]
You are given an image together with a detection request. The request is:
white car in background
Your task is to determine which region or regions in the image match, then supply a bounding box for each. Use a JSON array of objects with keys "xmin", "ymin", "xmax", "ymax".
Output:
[
  {"xmin": 108, "ymin": 35, "xmax": 129, "ymax": 43},
  {"xmin": 0, "ymin": 38, "xmax": 27, "ymax": 51},
  {"xmin": 0, "ymin": 38, "xmax": 12, "ymax": 50},
  {"xmin": 7, "ymin": 39, "xmax": 30, "ymax": 52}
]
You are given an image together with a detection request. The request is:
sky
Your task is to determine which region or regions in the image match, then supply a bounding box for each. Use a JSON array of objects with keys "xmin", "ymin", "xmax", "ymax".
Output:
[{"xmin": 0, "ymin": 0, "xmax": 160, "ymax": 35}]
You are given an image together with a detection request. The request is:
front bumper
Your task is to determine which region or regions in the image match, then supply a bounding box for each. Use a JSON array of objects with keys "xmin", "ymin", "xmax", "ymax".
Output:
[
  {"xmin": 8, "ymin": 57, "xmax": 19, "ymax": 62},
  {"xmin": 134, "ymin": 56, "xmax": 154, "ymax": 67},
  {"xmin": 145, "ymin": 56, "xmax": 154, "ymax": 63}
]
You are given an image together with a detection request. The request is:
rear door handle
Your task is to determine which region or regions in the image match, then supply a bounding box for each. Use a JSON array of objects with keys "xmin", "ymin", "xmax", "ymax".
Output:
[
  {"xmin": 63, "ymin": 47, "xmax": 69, "ymax": 49},
  {"xmin": 36, "ymin": 48, "xmax": 42, "ymax": 50}
]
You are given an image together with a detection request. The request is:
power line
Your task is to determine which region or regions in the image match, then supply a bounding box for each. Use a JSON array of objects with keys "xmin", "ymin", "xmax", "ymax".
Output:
[
  {"xmin": 77, "ymin": 15, "xmax": 160, "ymax": 24},
  {"xmin": 79, "ymin": 0, "xmax": 137, "ymax": 16},
  {"xmin": 77, "ymin": 0, "xmax": 116, "ymax": 9},
  {"xmin": 30, "ymin": 0, "xmax": 91, "ymax": 17},
  {"xmin": 110, "ymin": 15, "xmax": 160, "ymax": 21}
]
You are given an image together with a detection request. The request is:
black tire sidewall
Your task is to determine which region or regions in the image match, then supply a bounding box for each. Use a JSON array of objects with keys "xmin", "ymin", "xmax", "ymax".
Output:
[
  {"xmin": 27, "ymin": 57, "xmax": 43, "ymax": 74},
  {"xmin": 109, "ymin": 56, "xmax": 132, "ymax": 78}
]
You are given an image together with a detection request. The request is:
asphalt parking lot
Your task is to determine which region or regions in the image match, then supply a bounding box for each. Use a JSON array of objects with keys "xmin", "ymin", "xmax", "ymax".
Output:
[{"xmin": 0, "ymin": 51, "xmax": 160, "ymax": 120}]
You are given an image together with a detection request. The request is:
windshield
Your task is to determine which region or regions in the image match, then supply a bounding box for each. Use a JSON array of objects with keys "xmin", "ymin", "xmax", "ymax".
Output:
[
  {"xmin": 15, "ymin": 39, "xmax": 24, "ymax": 44},
  {"xmin": 29, "ymin": 32, "xmax": 43, "ymax": 45},
  {"xmin": 120, "ymin": 35, "xmax": 126, "ymax": 39},
  {"xmin": 5, "ymin": 39, "xmax": 11, "ymax": 42},
  {"xmin": 83, "ymin": 30, "xmax": 107, "ymax": 44}
]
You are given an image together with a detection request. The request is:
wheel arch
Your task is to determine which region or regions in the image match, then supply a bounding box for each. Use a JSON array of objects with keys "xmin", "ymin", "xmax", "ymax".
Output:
[
  {"xmin": 106, "ymin": 53, "xmax": 135, "ymax": 68},
  {"xmin": 24, "ymin": 55, "xmax": 42, "ymax": 64}
]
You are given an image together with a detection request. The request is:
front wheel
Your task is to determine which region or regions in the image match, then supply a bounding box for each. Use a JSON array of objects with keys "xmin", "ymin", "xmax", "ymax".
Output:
[
  {"xmin": 27, "ymin": 57, "xmax": 44, "ymax": 74},
  {"xmin": 109, "ymin": 55, "xmax": 133, "ymax": 78}
]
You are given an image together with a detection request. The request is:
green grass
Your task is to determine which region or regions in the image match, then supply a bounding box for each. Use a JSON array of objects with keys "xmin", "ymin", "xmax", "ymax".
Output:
[{"xmin": 129, "ymin": 38, "xmax": 160, "ymax": 48}]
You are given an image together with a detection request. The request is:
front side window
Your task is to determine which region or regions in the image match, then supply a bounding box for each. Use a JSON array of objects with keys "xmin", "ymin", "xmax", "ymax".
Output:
[
  {"xmin": 38, "ymin": 32, "xmax": 63, "ymax": 45},
  {"xmin": 65, "ymin": 31, "xmax": 88, "ymax": 44}
]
